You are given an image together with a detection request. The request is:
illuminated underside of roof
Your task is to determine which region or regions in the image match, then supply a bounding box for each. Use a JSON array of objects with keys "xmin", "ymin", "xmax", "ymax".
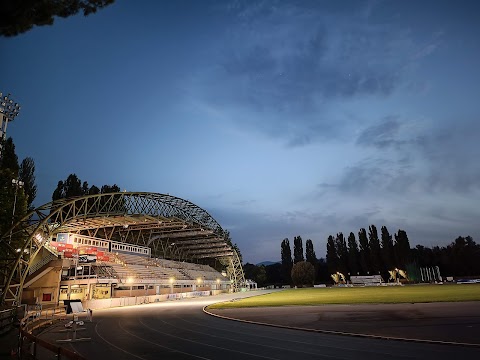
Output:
[{"xmin": 49, "ymin": 192, "xmax": 234, "ymax": 260}]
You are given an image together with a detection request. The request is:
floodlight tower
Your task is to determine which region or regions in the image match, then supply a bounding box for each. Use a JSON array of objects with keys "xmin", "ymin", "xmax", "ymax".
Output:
[{"xmin": 0, "ymin": 92, "xmax": 21, "ymax": 158}]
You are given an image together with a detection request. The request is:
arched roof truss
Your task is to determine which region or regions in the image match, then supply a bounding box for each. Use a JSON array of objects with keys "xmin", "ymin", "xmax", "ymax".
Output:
[{"xmin": 0, "ymin": 192, "xmax": 244, "ymax": 305}]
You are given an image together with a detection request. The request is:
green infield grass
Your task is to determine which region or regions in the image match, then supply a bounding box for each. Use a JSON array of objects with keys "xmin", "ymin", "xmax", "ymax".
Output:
[{"xmin": 208, "ymin": 284, "xmax": 480, "ymax": 309}]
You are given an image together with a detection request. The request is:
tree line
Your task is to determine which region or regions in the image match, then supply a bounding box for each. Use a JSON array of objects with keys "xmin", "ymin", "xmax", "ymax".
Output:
[
  {"xmin": 242, "ymin": 228, "xmax": 480, "ymax": 287},
  {"xmin": 52, "ymin": 173, "xmax": 120, "ymax": 200},
  {"xmin": 244, "ymin": 236, "xmax": 330, "ymax": 287},
  {"xmin": 412, "ymin": 236, "xmax": 480, "ymax": 278},
  {"xmin": 325, "ymin": 225, "xmax": 411, "ymax": 280}
]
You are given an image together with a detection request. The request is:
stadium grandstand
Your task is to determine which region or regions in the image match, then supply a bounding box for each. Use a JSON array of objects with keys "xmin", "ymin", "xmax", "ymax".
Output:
[{"xmin": 0, "ymin": 192, "xmax": 245, "ymax": 307}]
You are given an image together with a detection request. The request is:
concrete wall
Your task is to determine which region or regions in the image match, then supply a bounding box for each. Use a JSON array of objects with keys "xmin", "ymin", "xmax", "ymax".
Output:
[
  {"xmin": 23, "ymin": 268, "xmax": 61, "ymax": 305},
  {"xmin": 82, "ymin": 289, "xmax": 228, "ymax": 310},
  {"xmin": 83, "ymin": 294, "xmax": 170, "ymax": 310}
]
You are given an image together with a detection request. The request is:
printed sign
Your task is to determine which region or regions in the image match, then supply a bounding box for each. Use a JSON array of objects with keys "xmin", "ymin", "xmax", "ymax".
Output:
[
  {"xmin": 56, "ymin": 233, "xmax": 69, "ymax": 243},
  {"xmin": 78, "ymin": 254, "xmax": 97, "ymax": 263}
]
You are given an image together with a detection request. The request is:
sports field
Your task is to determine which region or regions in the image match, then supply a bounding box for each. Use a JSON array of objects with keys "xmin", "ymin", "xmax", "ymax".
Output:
[{"xmin": 208, "ymin": 284, "xmax": 480, "ymax": 309}]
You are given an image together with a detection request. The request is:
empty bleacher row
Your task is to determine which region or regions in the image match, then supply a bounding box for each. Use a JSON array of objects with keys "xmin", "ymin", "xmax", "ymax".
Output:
[
  {"xmin": 92, "ymin": 252, "xmax": 227, "ymax": 282},
  {"xmin": 151, "ymin": 258, "xmax": 229, "ymax": 281}
]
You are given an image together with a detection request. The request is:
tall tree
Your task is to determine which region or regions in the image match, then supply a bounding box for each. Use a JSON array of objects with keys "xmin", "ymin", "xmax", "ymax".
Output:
[
  {"xmin": 305, "ymin": 239, "xmax": 317, "ymax": 282},
  {"xmin": 0, "ymin": 137, "xmax": 19, "ymax": 174},
  {"xmin": 52, "ymin": 181, "xmax": 65, "ymax": 201},
  {"xmin": 380, "ymin": 226, "xmax": 394, "ymax": 272},
  {"xmin": 358, "ymin": 228, "xmax": 370, "ymax": 274},
  {"xmin": 82, "ymin": 181, "xmax": 90, "ymax": 195},
  {"xmin": 293, "ymin": 235, "xmax": 304, "ymax": 263},
  {"xmin": 326, "ymin": 235, "xmax": 338, "ymax": 274},
  {"xmin": 0, "ymin": 137, "xmax": 27, "ymax": 244},
  {"xmin": 64, "ymin": 173, "xmax": 83, "ymax": 198},
  {"xmin": 281, "ymin": 238, "xmax": 293, "ymax": 285},
  {"xmin": 335, "ymin": 232, "xmax": 348, "ymax": 275},
  {"xmin": 305, "ymin": 239, "xmax": 317, "ymax": 267},
  {"xmin": 347, "ymin": 232, "xmax": 360, "ymax": 276},
  {"xmin": 368, "ymin": 225, "xmax": 382, "ymax": 274},
  {"xmin": 1, "ymin": 0, "xmax": 115, "ymax": 37},
  {"xmin": 19, "ymin": 157, "xmax": 37, "ymax": 210},
  {"xmin": 394, "ymin": 229, "xmax": 411, "ymax": 269}
]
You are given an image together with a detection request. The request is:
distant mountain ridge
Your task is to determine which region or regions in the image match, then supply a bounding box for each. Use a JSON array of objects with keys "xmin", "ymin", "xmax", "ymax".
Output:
[{"xmin": 256, "ymin": 260, "xmax": 280, "ymax": 266}]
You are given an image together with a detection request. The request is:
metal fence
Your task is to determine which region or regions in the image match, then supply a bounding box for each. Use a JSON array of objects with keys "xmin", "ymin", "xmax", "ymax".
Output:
[
  {"xmin": 19, "ymin": 329, "xmax": 86, "ymax": 360},
  {"xmin": 15, "ymin": 305, "xmax": 86, "ymax": 360}
]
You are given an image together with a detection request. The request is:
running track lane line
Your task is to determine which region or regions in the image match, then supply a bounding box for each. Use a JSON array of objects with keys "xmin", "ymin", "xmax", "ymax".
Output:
[
  {"xmin": 203, "ymin": 306, "xmax": 480, "ymax": 348},
  {"xmin": 170, "ymin": 313, "xmax": 416, "ymax": 359},
  {"xmin": 94, "ymin": 320, "xmax": 146, "ymax": 360},
  {"xmin": 138, "ymin": 318, "xmax": 279, "ymax": 360},
  {"xmin": 118, "ymin": 320, "xmax": 211, "ymax": 360},
  {"xmin": 146, "ymin": 313, "xmax": 343, "ymax": 359}
]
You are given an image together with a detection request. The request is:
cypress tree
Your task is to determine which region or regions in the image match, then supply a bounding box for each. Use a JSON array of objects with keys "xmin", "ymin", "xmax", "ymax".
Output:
[
  {"xmin": 293, "ymin": 235, "xmax": 305, "ymax": 263},
  {"xmin": 281, "ymin": 238, "xmax": 293, "ymax": 285}
]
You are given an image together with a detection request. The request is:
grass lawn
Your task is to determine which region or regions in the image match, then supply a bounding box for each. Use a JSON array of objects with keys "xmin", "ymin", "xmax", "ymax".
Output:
[{"xmin": 208, "ymin": 284, "xmax": 480, "ymax": 309}]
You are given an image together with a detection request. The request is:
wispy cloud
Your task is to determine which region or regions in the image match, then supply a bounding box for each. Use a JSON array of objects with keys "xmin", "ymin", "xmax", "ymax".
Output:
[
  {"xmin": 356, "ymin": 117, "xmax": 402, "ymax": 148},
  {"xmin": 186, "ymin": 1, "xmax": 442, "ymax": 147}
]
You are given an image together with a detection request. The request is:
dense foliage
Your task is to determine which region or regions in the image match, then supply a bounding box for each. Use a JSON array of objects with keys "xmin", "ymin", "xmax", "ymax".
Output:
[
  {"xmin": 325, "ymin": 225, "xmax": 413, "ymax": 279},
  {"xmin": 280, "ymin": 238, "xmax": 293, "ymax": 285},
  {"xmin": 293, "ymin": 235, "xmax": 304, "ymax": 263},
  {"xmin": 412, "ymin": 236, "xmax": 480, "ymax": 277},
  {"xmin": 291, "ymin": 261, "xmax": 315, "ymax": 287},
  {"xmin": 1, "ymin": 0, "xmax": 115, "ymax": 37},
  {"xmin": 51, "ymin": 173, "xmax": 120, "ymax": 200},
  {"xmin": 0, "ymin": 137, "xmax": 35, "ymax": 249}
]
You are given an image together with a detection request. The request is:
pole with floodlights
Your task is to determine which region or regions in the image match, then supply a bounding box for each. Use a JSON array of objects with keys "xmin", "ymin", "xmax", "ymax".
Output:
[{"xmin": 0, "ymin": 92, "xmax": 21, "ymax": 159}]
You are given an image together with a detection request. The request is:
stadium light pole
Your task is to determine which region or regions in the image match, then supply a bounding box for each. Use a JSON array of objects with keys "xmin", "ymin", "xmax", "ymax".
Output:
[
  {"xmin": 0, "ymin": 92, "xmax": 21, "ymax": 159},
  {"xmin": 9, "ymin": 178, "xmax": 24, "ymax": 245}
]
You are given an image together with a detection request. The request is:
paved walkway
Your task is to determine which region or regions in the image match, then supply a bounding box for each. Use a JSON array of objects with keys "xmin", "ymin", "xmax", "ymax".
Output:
[
  {"xmin": 3, "ymin": 295, "xmax": 479, "ymax": 359},
  {"xmin": 208, "ymin": 301, "xmax": 480, "ymax": 346}
]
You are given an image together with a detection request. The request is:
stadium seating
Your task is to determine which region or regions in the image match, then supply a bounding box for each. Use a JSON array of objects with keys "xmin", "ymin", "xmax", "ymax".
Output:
[{"xmin": 92, "ymin": 252, "xmax": 225, "ymax": 282}]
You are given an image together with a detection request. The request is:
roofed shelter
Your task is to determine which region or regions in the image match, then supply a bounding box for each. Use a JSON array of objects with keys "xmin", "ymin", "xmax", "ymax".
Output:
[{"xmin": 0, "ymin": 192, "xmax": 245, "ymax": 306}]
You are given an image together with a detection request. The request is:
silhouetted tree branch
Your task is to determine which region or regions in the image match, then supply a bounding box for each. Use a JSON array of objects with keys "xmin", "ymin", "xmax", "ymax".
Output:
[{"xmin": 1, "ymin": 0, "xmax": 115, "ymax": 37}]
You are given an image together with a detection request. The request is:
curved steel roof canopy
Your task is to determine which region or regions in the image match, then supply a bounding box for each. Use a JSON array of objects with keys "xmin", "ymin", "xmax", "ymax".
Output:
[{"xmin": 0, "ymin": 192, "xmax": 245, "ymax": 305}]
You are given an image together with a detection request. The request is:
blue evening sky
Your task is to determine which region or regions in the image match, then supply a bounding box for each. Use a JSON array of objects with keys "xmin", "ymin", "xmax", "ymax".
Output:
[{"xmin": 2, "ymin": 0, "xmax": 479, "ymax": 263}]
